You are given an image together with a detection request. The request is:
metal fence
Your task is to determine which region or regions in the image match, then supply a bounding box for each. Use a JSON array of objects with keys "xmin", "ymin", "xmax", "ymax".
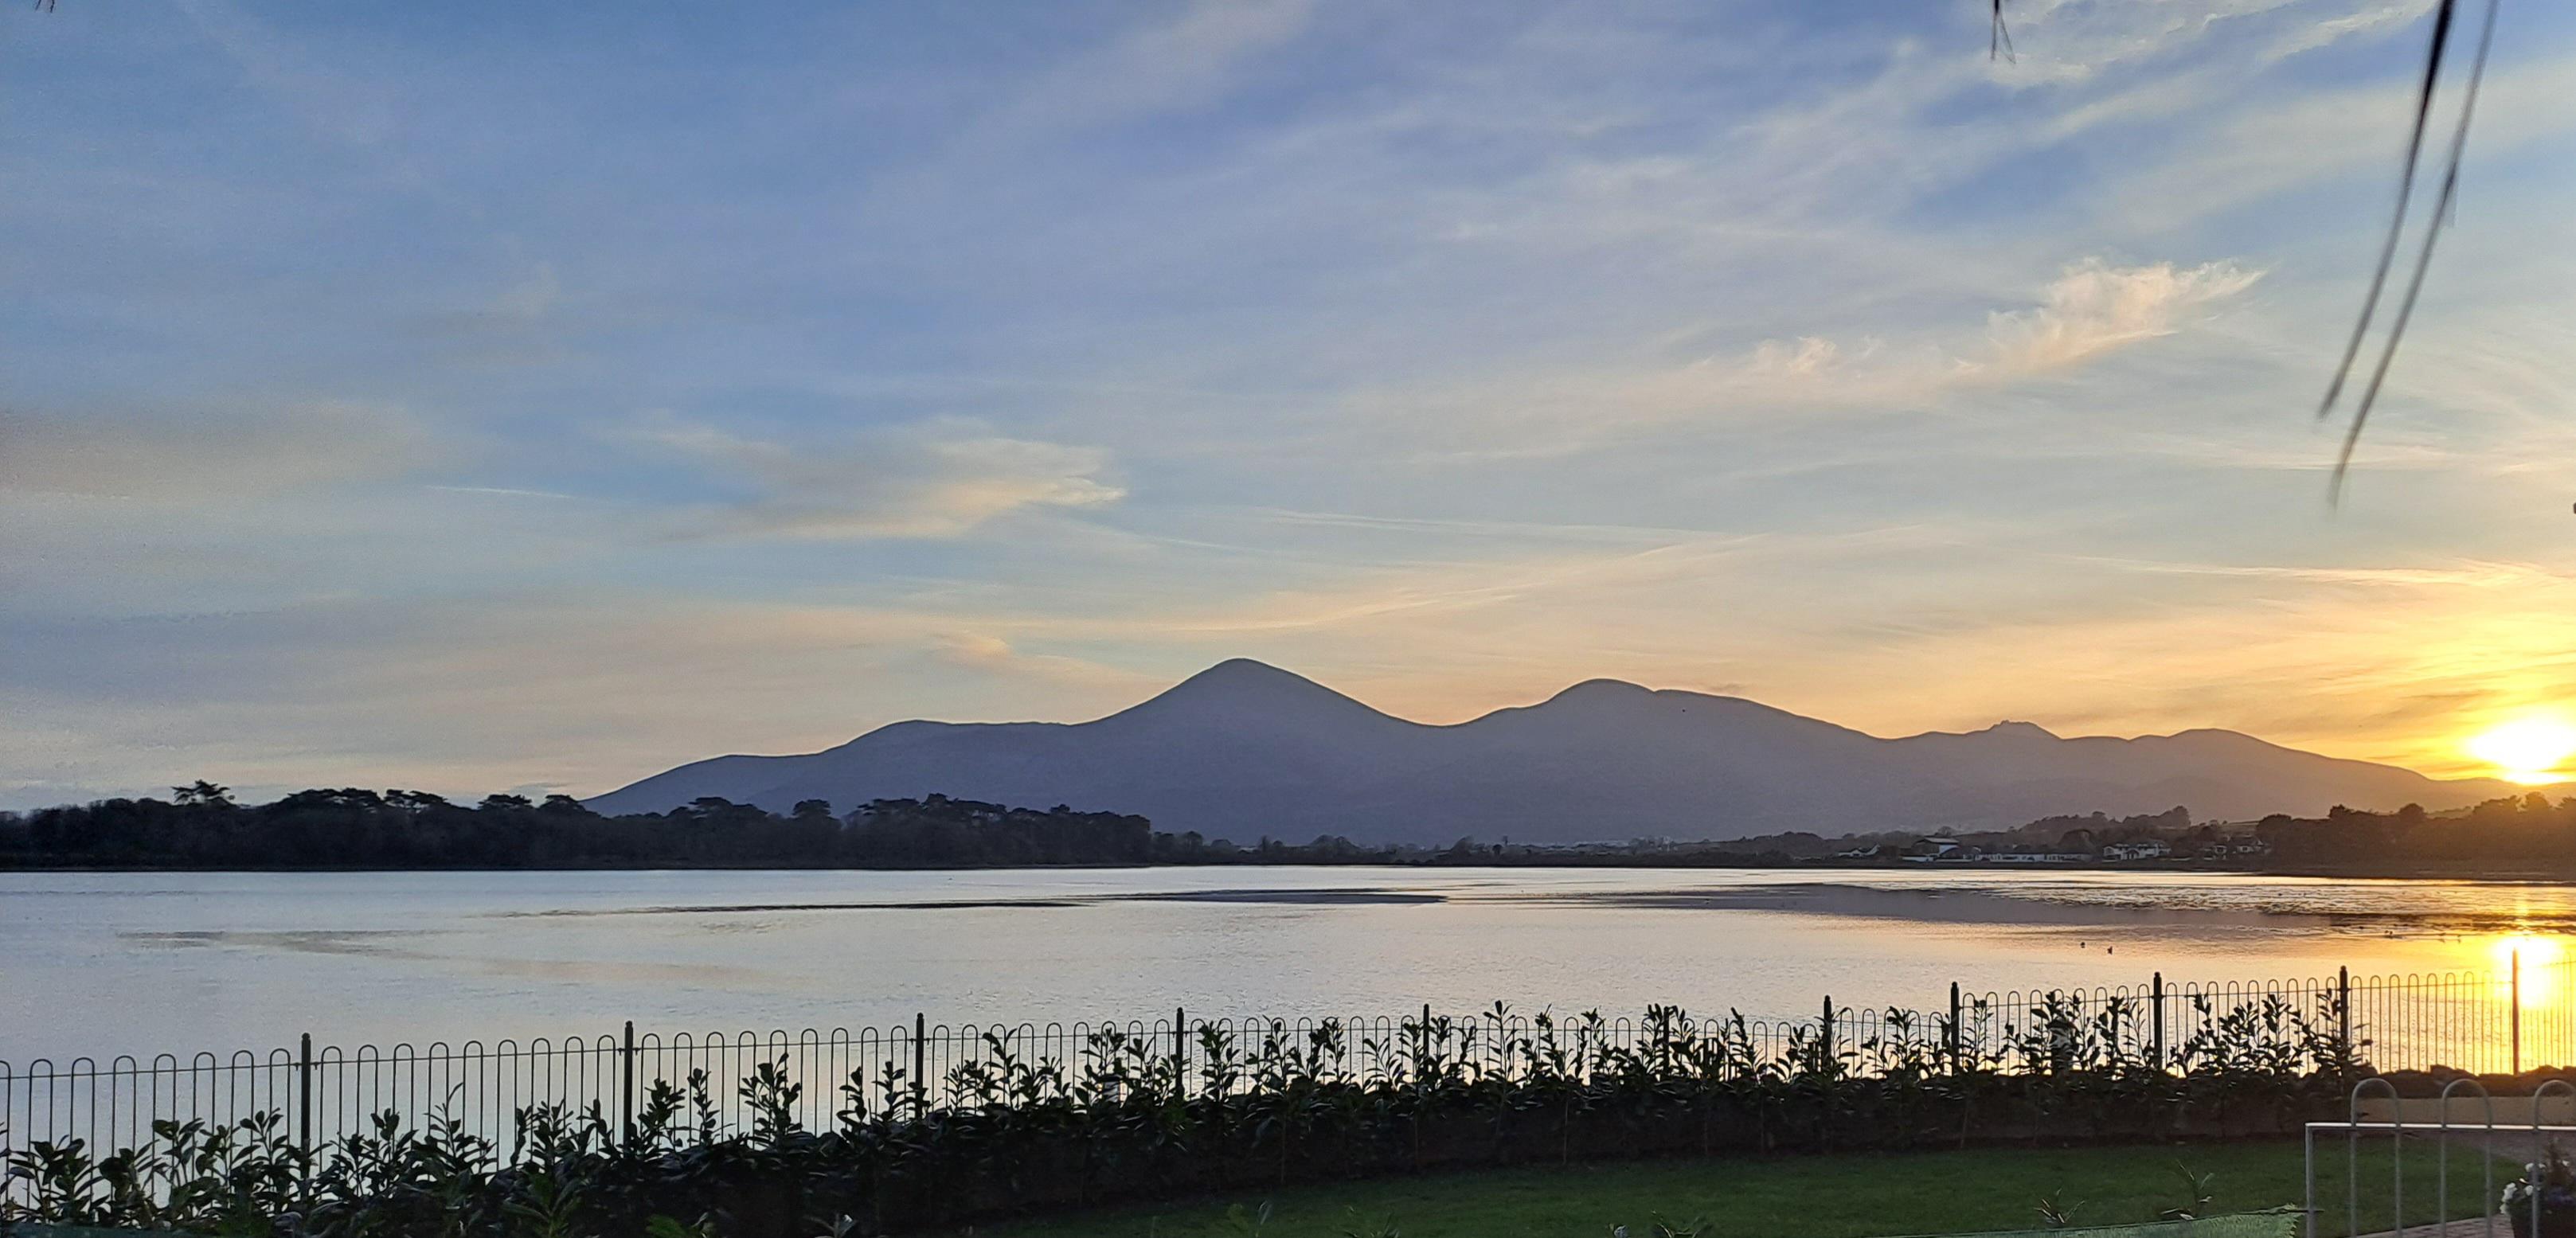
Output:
[
  {"xmin": 2304, "ymin": 1077, "xmax": 2576, "ymax": 1236},
  {"xmin": 7, "ymin": 956, "xmax": 2573, "ymax": 1180}
]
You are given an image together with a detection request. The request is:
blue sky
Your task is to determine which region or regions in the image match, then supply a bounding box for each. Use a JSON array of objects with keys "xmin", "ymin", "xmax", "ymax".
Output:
[{"xmin": 6, "ymin": 0, "xmax": 2576, "ymax": 806}]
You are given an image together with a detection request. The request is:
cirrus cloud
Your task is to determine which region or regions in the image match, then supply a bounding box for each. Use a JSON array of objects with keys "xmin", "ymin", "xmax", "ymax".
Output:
[
  {"xmin": 1726, "ymin": 256, "xmax": 2266, "ymax": 400},
  {"xmin": 1980, "ymin": 258, "xmax": 2265, "ymax": 374},
  {"xmin": 0, "ymin": 400, "xmax": 440, "ymax": 502},
  {"xmin": 1353, "ymin": 255, "xmax": 2269, "ymax": 459},
  {"xmin": 617, "ymin": 413, "xmax": 1126, "ymax": 541}
]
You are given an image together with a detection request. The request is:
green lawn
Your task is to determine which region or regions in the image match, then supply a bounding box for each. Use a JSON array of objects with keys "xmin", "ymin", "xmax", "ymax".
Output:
[{"xmin": 977, "ymin": 1139, "xmax": 2512, "ymax": 1238}]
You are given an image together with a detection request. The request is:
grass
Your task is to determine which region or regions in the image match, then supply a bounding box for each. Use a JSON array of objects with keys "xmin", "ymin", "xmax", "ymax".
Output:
[{"xmin": 978, "ymin": 1138, "xmax": 2515, "ymax": 1238}]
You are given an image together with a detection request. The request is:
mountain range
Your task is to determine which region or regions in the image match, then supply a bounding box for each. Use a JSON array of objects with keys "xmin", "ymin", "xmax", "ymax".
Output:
[{"xmin": 587, "ymin": 658, "xmax": 2519, "ymax": 845}]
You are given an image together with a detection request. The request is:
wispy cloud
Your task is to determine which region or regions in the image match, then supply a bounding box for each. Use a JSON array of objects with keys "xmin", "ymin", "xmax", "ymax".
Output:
[
  {"xmin": 170, "ymin": 0, "xmax": 407, "ymax": 150},
  {"xmin": 1739, "ymin": 256, "xmax": 2265, "ymax": 392},
  {"xmin": 1982, "ymin": 258, "xmax": 2265, "ymax": 372},
  {"xmin": 2102, "ymin": 50, "xmax": 2576, "ymax": 231},
  {"xmin": 0, "ymin": 401, "xmax": 440, "ymax": 502},
  {"xmin": 616, "ymin": 414, "xmax": 1125, "ymax": 540},
  {"xmin": 2265, "ymin": 0, "xmax": 2440, "ymax": 61},
  {"xmin": 982, "ymin": 0, "xmax": 1315, "ymax": 138},
  {"xmin": 6, "ymin": 0, "xmax": 2575, "ymax": 805},
  {"xmin": 1339, "ymin": 256, "xmax": 2265, "ymax": 459}
]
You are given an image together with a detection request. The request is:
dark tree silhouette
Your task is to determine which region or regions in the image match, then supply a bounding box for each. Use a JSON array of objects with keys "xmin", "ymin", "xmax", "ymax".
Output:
[
  {"xmin": 0, "ymin": 788, "xmax": 1177, "ymax": 870},
  {"xmin": 170, "ymin": 780, "xmax": 232, "ymax": 808}
]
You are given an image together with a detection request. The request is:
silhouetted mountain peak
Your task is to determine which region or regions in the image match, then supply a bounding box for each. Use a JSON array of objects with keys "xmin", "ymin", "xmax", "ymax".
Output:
[
  {"xmin": 1178, "ymin": 657, "xmax": 1311, "ymax": 690},
  {"xmin": 1112, "ymin": 658, "xmax": 1391, "ymax": 725},
  {"xmin": 1545, "ymin": 678, "xmax": 1657, "ymax": 705},
  {"xmin": 1156, "ymin": 658, "xmax": 1334, "ymax": 702},
  {"xmin": 588, "ymin": 662, "xmax": 2519, "ymax": 838}
]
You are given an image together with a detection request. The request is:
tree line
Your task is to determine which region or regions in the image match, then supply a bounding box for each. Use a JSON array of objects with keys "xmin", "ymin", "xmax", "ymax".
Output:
[
  {"xmin": 11, "ymin": 781, "xmax": 2570, "ymax": 873},
  {"xmin": 0, "ymin": 784, "xmax": 1193, "ymax": 869},
  {"xmin": 2256, "ymin": 792, "xmax": 2576, "ymax": 873}
]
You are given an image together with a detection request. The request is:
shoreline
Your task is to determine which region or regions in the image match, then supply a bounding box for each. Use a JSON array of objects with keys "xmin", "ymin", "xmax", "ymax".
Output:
[{"xmin": 8, "ymin": 857, "xmax": 2576, "ymax": 882}]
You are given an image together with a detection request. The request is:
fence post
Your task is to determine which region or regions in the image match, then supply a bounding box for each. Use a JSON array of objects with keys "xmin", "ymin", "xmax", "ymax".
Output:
[
  {"xmin": 1947, "ymin": 982, "xmax": 1963, "ymax": 1072},
  {"xmin": 2336, "ymin": 967, "xmax": 2351, "ymax": 1072},
  {"xmin": 912, "ymin": 1013, "xmax": 928, "ymax": 1115},
  {"xmin": 1173, "ymin": 1006, "xmax": 1187, "ymax": 1099},
  {"xmin": 2151, "ymin": 972, "xmax": 2166, "ymax": 1072},
  {"xmin": 296, "ymin": 1031, "xmax": 315, "ymax": 1189},
  {"xmin": 1821, "ymin": 995, "xmax": 1835, "ymax": 1068},
  {"xmin": 2513, "ymin": 950, "xmax": 2523, "ymax": 1075},
  {"xmin": 620, "ymin": 1020, "xmax": 636, "ymax": 1146}
]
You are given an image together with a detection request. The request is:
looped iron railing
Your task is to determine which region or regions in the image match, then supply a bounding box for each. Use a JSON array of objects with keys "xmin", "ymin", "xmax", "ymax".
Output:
[{"xmin": 7, "ymin": 957, "xmax": 2570, "ymax": 1205}]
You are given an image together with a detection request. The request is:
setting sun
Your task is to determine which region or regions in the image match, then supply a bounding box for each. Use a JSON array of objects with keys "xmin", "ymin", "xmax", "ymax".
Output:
[{"xmin": 2468, "ymin": 716, "xmax": 2576, "ymax": 785}]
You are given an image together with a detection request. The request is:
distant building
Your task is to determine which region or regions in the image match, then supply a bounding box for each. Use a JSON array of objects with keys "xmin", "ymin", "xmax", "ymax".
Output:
[
  {"xmin": 2101, "ymin": 838, "xmax": 2172, "ymax": 862},
  {"xmin": 1981, "ymin": 849, "xmax": 2090, "ymax": 865},
  {"xmin": 2168, "ymin": 826, "xmax": 2270, "ymax": 861}
]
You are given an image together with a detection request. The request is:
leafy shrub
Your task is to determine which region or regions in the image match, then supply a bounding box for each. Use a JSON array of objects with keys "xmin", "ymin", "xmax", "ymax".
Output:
[{"xmin": 0, "ymin": 994, "xmax": 2368, "ymax": 1238}]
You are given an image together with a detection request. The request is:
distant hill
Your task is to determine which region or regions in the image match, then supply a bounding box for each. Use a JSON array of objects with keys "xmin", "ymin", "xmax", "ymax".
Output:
[{"xmin": 587, "ymin": 659, "xmax": 2522, "ymax": 845}]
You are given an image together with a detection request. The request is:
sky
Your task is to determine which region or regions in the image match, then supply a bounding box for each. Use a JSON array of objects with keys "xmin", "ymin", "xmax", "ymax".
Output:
[{"xmin": 6, "ymin": 0, "xmax": 2576, "ymax": 809}]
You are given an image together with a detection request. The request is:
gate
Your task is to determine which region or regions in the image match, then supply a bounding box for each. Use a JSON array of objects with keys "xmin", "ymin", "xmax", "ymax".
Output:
[{"xmin": 2306, "ymin": 1079, "xmax": 2576, "ymax": 1237}]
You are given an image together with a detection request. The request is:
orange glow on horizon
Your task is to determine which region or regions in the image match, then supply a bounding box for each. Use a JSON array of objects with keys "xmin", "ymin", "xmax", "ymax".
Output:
[{"xmin": 2467, "ymin": 715, "xmax": 2576, "ymax": 786}]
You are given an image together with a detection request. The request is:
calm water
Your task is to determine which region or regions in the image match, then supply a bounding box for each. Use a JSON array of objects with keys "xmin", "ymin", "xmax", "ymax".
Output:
[{"xmin": 2, "ymin": 867, "xmax": 2567, "ymax": 1064}]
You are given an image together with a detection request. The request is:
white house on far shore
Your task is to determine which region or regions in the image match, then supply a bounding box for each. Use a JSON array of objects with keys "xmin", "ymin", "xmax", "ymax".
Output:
[{"xmin": 2100, "ymin": 838, "xmax": 2172, "ymax": 862}]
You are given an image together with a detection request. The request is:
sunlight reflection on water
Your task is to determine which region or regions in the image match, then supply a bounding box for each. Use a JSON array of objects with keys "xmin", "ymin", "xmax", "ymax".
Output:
[{"xmin": 5, "ymin": 867, "xmax": 2573, "ymax": 1064}]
